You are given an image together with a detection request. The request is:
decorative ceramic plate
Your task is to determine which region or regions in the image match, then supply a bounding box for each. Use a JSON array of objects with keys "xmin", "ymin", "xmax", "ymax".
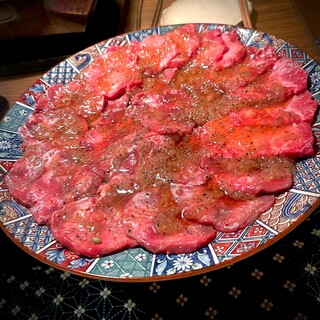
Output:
[{"xmin": 1, "ymin": 24, "xmax": 320, "ymax": 282}]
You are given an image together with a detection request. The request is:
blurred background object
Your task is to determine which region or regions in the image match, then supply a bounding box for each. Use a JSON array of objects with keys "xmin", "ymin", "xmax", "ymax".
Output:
[
  {"xmin": 159, "ymin": 0, "xmax": 252, "ymax": 27},
  {"xmin": 0, "ymin": 0, "xmax": 130, "ymax": 75},
  {"xmin": 291, "ymin": 0, "xmax": 320, "ymax": 53}
]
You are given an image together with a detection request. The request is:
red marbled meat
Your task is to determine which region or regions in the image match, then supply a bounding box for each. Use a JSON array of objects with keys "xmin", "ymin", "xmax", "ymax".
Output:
[
  {"xmin": 199, "ymin": 121, "xmax": 314, "ymax": 159},
  {"xmin": 170, "ymin": 183, "xmax": 275, "ymax": 232},
  {"xmin": 4, "ymin": 24, "xmax": 318, "ymax": 257},
  {"xmin": 80, "ymin": 45, "xmax": 142, "ymax": 99},
  {"xmin": 122, "ymin": 188, "xmax": 217, "ymax": 253},
  {"xmin": 202, "ymin": 157, "xmax": 296, "ymax": 196},
  {"xmin": 226, "ymin": 91, "xmax": 318, "ymax": 127},
  {"xmin": 167, "ymin": 24, "xmax": 202, "ymax": 68},
  {"xmin": 50, "ymin": 197, "xmax": 138, "ymax": 258},
  {"xmin": 129, "ymin": 89, "xmax": 195, "ymax": 134}
]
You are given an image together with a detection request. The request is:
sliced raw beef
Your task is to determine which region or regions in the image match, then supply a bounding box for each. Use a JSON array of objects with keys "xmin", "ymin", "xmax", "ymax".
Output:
[
  {"xmin": 227, "ymin": 76, "xmax": 288, "ymax": 108},
  {"xmin": 131, "ymin": 34, "xmax": 178, "ymax": 76},
  {"xmin": 167, "ymin": 24, "xmax": 202, "ymax": 68},
  {"xmin": 21, "ymin": 159, "xmax": 103, "ymax": 224},
  {"xmin": 129, "ymin": 89, "xmax": 195, "ymax": 134},
  {"xmin": 164, "ymin": 134, "xmax": 208, "ymax": 186},
  {"xmin": 5, "ymin": 142, "xmax": 102, "ymax": 225},
  {"xmin": 216, "ymin": 45, "xmax": 279, "ymax": 91},
  {"xmin": 81, "ymin": 117, "xmax": 147, "ymax": 180},
  {"xmin": 82, "ymin": 117, "xmax": 140, "ymax": 151},
  {"xmin": 130, "ymin": 133, "xmax": 207, "ymax": 189},
  {"xmin": 226, "ymin": 90, "xmax": 319, "ymax": 127},
  {"xmin": 19, "ymin": 107, "xmax": 88, "ymax": 148},
  {"xmin": 128, "ymin": 134, "xmax": 178, "ymax": 188},
  {"xmin": 5, "ymin": 146, "xmax": 59, "ymax": 206},
  {"xmin": 229, "ymin": 56, "xmax": 309, "ymax": 106},
  {"xmin": 202, "ymin": 157, "xmax": 295, "ymax": 196},
  {"xmin": 123, "ymin": 188, "xmax": 217, "ymax": 253},
  {"xmin": 171, "ymin": 46, "xmax": 280, "ymax": 124},
  {"xmin": 35, "ymin": 81, "xmax": 106, "ymax": 123},
  {"xmin": 71, "ymin": 92, "xmax": 106, "ymax": 123},
  {"xmin": 190, "ymin": 29, "xmax": 228, "ymax": 68},
  {"xmin": 103, "ymin": 93, "xmax": 130, "ymax": 117},
  {"xmin": 35, "ymin": 82, "xmax": 81, "ymax": 112},
  {"xmin": 171, "ymin": 183, "xmax": 275, "ymax": 232},
  {"xmin": 269, "ymin": 56, "xmax": 308, "ymax": 96},
  {"xmin": 81, "ymin": 46, "xmax": 142, "ymax": 99},
  {"xmin": 213, "ymin": 30, "xmax": 247, "ymax": 70},
  {"xmin": 200, "ymin": 121, "xmax": 315, "ymax": 159},
  {"xmin": 50, "ymin": 197, "xmax": 138, "ymax": 258}
]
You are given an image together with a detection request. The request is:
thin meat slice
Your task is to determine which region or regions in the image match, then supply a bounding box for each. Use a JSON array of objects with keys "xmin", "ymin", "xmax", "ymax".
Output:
[
  {"xmin": 123, "ymin": 188, "xmax": 217, "ymax": 254},
  {"xmin": 128, "ymin": 134, "xmax": 178, "ymax": 188},
  {"xmin": 202, "ymin": 157, "xmax": 295, "ymax": 196},
  {"xmin": 82, "ymin": 117, "xmax": 141, "ymax": 151},
  {"xmin": 6, "ymin": 144, "xmax": 103, "ymax": 225},
  {"xmin": 50, "ymin": 197, "xmax": 138, "ymax": 258},
  {"xmin": 230, "ymin": 56, "xmax": 309, "ymax": 105},
  {"xmin": 81, "ymin": 46, "xmax": 142, "ymax": 99},
  {"xmin": 35, "ymin": 82, "xmax": 81, "ymax": 112},
  {"xmin": 226, "ymin": 90, "xmax": 319, "ymax": 127},
  {"xmin": 171, "ymin": 183, "xmax": 275, "ymax": 232},
  {"xmin": 4, "ymin": 143, "xmax": 63, "ymax": 206},
  {"xmin": 81, "ymin": 117, "xmax": 147, "ymax": 180},
  {"xmin": 24, "ymin": 162, "xmax": 103, "ymax": 224},
  {"xmin": 19, "ymin": 107, "xmax": 88, "ymax": 148},
  {"xmin": 199, "ymin": 121, "xmax": 315, "ymax": 159},
  {"xmin": 216, "ymin": 45, "xmax": 279, "ymax": 91},
  {"xmin": 129, "ymin": 89, "xmax": 195, "ymax": 134},
  {"xmin": 83, "ymin": 128, "xmax": 147, "ymax": 180},
  {"xmin": 167, "ymin": 24, "xmax": 202, "ymax": 68},
  {"xmin": 131, "ymin": 34, "xmax": 178, "ymax": 76},
  {"xmin": 269, "ymin": 56, "xmax": 308, "ymax": 97},
  {"xmin": 171, "ymin": 46, "xmax": 280, "ymax": 124},
  {"xmin": 189, "ymin": 28, "xmax": 228, "ymax": 68},
  {"xmin": 213, "ymin": 30, "xmax": 247, "ymax": 70},
  {"xmin": 228, "ymin": 77, "xmax": 288, "ymax": 108},
  {"xmin": 130, "ymin": 133, "xmax": 207, "ymax": 188}
]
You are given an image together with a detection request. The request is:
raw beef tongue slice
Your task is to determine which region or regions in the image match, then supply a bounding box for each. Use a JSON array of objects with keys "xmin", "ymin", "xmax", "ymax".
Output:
[
  {"xmin": 230, "ymin": 55, "xmax": 309, "ymax": 104},
  {"xmin": 50, "ymin": 197, "xmax": 138, "ymax": 258},
  {"xmin": 167, "ymin": 24, "xmax": 202, "ymax": 68},
  {"xmin": 208, "ymin": 45, "xmax": 279, "ymax": 93},
  {"xmin": 19, "ymin": 107, "xmax": 88, "ymax": 148},
  {"xmin": 21, "ymin": 162, "xmax": 103, "ymax": 225},
  {"xmin": 170, "ymin": 183, "xmax": 275, "ymax": 233},
  {"xmin": 131, "ymin": 33, "xmax": 179, "ymax": 76},
  {"xmin": 80, "ymin": 45, "xmax": 142, "ymax": 100},
  {"xmin": 199, "ymin": 121, "xmax": 315, "ymax": 159},
  {"xmin": 4, "ymin": 143, "xmax": 64, "ymax": 207},
  {"xmin": 202, "ymin": 157, "xmax": 296, "ymax": 196},
  {"xmin": 189, "ymin": 28, "xmax": 228, "ymax": 68},
  {"xmin": 212, "ymin": 30, "xmax": 247, "ymax": 70},
  {"xmin": 128, "ymin": 89, "xmax": 195, "ymax": 134},
  {"xmin": 226, "ymin": 90, "xmax": 319, "ymax": 127},
  {"xmin": 269, "ymin": 56, "xmax": 308, "ymax": 97},
  {"xmin": 123, "ymin": 188, "xmax": 217, "ymax": 254}
]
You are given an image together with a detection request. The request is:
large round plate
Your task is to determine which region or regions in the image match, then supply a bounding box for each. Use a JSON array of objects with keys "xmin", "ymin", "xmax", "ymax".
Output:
[{"xmin": 1, "ymin": 24, "xmax": 320, "ymax": 282}]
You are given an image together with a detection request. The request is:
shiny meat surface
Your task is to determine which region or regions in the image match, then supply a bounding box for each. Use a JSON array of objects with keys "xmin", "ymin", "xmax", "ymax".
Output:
[{"xmin": 5, "ymin": 24, "xmax": 318, "ymax": 257}]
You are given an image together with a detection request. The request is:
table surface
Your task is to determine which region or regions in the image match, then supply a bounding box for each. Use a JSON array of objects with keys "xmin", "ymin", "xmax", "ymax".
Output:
[{"xmin": 1, "ymin": 1, "xmax": 320, "ymax": 319}]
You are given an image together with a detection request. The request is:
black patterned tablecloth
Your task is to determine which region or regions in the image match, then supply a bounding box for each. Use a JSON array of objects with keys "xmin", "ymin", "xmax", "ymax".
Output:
[{"xmin": 1, "ymin": 206, "xmax": 320, "ymax": 320}]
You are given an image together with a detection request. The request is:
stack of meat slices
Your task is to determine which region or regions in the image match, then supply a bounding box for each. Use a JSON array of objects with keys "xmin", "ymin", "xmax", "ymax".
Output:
[{"xmin": 5, "ymin": 24, "xmax": 318, "ymax": 258}]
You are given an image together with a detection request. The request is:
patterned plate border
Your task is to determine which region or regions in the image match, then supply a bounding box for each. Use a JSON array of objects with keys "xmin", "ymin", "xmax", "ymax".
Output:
[{"xmin": 1, "ymin": 23, "xmax": 320, "ymax": 282}]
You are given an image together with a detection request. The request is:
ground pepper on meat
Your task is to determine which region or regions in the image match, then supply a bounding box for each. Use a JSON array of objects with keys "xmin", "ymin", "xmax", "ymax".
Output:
[{"xmin": 4, "ymin": 24, "xmax": 317, "ymax": 257}]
